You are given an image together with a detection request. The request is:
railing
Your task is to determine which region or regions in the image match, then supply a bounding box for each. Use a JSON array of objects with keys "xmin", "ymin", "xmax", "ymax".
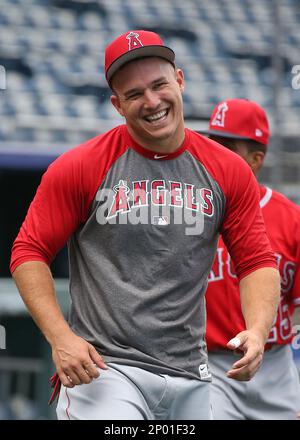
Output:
[{"xmin": 0, "ymin": 356, "xmax": 47, "ymax": 419}]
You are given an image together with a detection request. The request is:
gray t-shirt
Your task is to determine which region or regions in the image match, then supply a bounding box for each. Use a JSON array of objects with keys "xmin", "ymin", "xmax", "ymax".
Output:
[{"xmin": 11, "ymin": 125, "xmax": 276, "ymax": 381}]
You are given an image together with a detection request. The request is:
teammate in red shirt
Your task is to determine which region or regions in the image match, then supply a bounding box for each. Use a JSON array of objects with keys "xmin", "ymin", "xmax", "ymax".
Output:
[
  {"xmin": 10, "ymin": 33, "xmax": 280, "ymax": 420},
  {"xmin": 203, "ymin": 99, "xmax": 300, "ymax": 419}
]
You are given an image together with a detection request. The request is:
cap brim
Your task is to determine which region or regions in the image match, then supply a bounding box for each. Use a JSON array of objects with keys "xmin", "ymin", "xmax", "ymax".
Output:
[
  {"xmin": 197, "ymin": 129, "xmax": 252, "ymax": 141},
  {"xmin": 107, "ymin": 45, "xmax": 175, "ymax": 83}
]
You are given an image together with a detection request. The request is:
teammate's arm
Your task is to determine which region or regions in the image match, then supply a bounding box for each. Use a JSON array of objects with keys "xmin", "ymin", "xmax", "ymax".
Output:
[
  {"xmin": 12, "ymin": 261, "xmax": 107, "ymax": 388},
  {"xmin": 226, "ymin": 267, "xmax": 280, "ymax": 381}
]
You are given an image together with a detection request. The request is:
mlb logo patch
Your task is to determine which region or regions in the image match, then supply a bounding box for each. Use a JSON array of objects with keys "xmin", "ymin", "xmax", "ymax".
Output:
[{"xmin": 152, "ymin": 216, "xmax": 169, "ymax": 225}]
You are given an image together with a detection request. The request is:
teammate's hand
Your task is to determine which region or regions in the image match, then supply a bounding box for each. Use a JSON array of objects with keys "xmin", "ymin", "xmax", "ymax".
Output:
[
  {"xmin": 225, "ymin": 330, "xmax": 264, "ymax": 381},
  {"xmin": 51, "ymin": 330, "xmax": 107, "ymax": 388}
]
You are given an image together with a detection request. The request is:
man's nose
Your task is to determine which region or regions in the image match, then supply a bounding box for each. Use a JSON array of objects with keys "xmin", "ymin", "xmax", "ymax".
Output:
[{"xmin": 143, "ymin": 89, "xmax": 160, "ymax": 108}]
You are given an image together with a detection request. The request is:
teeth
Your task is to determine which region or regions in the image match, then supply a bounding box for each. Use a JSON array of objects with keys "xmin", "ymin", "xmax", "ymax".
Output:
[{"xmin": 146, "ymin": 110, "xmax": 167, "ymax": 121}]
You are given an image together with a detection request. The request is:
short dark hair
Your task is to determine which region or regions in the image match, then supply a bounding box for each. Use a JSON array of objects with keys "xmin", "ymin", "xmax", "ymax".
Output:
[
  {"xmin": 209, "ymin": 135, "xmax": 267, "ymax": 155},
  {"xmin": 244, "ymin": 139, "xmax": 267, "ymax": 154}
]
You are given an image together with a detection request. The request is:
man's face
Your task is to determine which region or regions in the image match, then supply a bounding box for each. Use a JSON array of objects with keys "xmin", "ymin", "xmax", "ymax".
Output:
[{"xmin": 110, "ymin": 57, "xmax": 185, "ymax": 150}]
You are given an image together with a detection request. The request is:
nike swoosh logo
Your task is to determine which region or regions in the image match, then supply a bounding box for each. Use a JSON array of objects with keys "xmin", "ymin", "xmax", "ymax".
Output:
[{"xmin": 154, "ymin": 154, "xmax": 168, "ymax": 159}]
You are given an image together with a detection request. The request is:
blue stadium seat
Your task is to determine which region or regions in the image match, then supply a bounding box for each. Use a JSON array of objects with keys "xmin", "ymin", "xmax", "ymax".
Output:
[{"xmin": 0, "ymin": 0, "xmax": 299, "ymax": 151}]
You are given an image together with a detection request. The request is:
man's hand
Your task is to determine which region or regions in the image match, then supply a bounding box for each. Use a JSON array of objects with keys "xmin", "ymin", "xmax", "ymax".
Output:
[
  {"xmin": 225, "ymin": 330, "xmax": 264, "ymax": 381},
  {"xmin": 52, "ymin": 330, "xmax": 107, "ymax": 388}
]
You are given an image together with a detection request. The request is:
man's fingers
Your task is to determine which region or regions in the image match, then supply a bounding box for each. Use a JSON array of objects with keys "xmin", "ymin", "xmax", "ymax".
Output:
[
  {"xmin": 227, "ymin": 337, "xmax": 241, "ymax": 350},
  {"xmin": 226, "ymin": 368, "xmax": 251, "ymax": 381},
  {"xmin": 225, "ymin": 330, "xmax": 265, "ymax": 381},
  {"xmin": 82, "ymin": 362, "xmax": 100, "ymax": 379},
  {"xmin": 59, "ymin": 365, "xmax": 98, "ymax": 386},
  {"xmin": 227, "ymin": 355, "xmax": 262, "ymax": 381},
  {"xmin": 226, "ymin": 366, "xmax": 257, "ymax": 381},
  {"xmin": 88, "ymin": 345, "xmax": 108, "ymax": 370},
  {"xmin": 63, "ymin": 370, "xmax": 82, "ymax": 386},
  {"xmin": 52, "ymin": 336, "xmax": 107, "ymax": 387},
  {"xmin": 226, "ymin": 364, "xmax": 254, "ymax": 381},
  {"xmin": 232, "ymin": 349, "xmax": 263, "ymax": 369},
  {"xmin": 232, "ymin": 355, "xmax": 252, "ymax": 370},
  {"xmin": 59, "ymin": 372, "xmax": 75, "ymax": 388},
  {"xmin": 65, "ymin": 359, "xmax": 101, "ymax": 384}
]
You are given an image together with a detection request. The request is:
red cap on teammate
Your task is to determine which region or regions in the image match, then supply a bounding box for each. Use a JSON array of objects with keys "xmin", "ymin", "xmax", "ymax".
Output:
[
  {"xmin": 202, "ymin": 99, "xmax": 270, "ymax": 146},
  {"xmin": 105, "ymin": 30, "xmax": 175, "ymax": 85}
]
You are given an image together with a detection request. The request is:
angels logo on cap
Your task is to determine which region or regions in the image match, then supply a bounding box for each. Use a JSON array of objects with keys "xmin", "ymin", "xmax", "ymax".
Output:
[
  {"xmin": 105, "ymin": 30, "xmax": 175, "ymax": 85},
  {"xmin": 211, "ymin": 102, "xmax": 228, "ymax": 128},
  {"xmin": 201, "ymin": 99, "xmax": 270, "ymax": 146},
  {"xmin": 126, "ymin": 32, "xmax": 143, "ymax": 50}
]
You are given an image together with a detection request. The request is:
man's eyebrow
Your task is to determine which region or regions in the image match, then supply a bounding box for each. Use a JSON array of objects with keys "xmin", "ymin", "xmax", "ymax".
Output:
[
  {"xmin": 123, "ymin": 87, "xmax": 142, "ymax": 98},
  {"xmin": 123, "ymin": 76, "xmax": 168, "ymax": 97},
  {"xmin": 151, "ymin": 76, "xmax": 168, "ymax": 84}
]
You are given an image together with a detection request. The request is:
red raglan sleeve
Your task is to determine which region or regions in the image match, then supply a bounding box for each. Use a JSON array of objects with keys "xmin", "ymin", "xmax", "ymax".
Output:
[
  {"xmin": 10, "ymin": 150, "xmax": 90, "ymax": 273},
  {"xmin": 220, "ymin": 158, "xmax": 277, "ymax": 280}
]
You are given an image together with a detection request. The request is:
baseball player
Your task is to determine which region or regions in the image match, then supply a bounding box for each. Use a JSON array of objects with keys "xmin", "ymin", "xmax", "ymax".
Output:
[
  {"xmin": 203, "ymin": 98, "xmax": 300, "ymax": 420},
  {"xmin": 10, "ymin": 31, "xmax": 280, "ymax": 420}
]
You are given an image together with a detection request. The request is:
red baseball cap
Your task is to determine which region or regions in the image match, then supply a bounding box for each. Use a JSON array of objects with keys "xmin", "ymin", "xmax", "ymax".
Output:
[
  {"xmin": 105, "ymin": 30, "xmax": 175, "ymax": 85},
  {"xmin": 201, "ymin": 99, "xmax": 269, "ymax": 146}
]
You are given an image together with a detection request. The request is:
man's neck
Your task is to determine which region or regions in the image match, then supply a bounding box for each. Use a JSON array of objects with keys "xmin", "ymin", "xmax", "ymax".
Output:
[{"xmin": 127, "ymin": 127, "xmax": 185, "ymax": 154}]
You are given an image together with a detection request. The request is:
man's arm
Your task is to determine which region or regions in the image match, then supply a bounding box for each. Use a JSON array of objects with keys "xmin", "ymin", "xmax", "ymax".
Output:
[
  {"xmin": 12, "ymin": 261, "xmax": 107, "ymax": 388},
  {"xmin": 226, "ymin": 267, "xmax": 280, "ymax": 381}
]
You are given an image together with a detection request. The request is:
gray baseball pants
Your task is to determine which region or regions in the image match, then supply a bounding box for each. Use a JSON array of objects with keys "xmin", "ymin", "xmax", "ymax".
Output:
[
  {"xmin": 56, "ymin": 362, "xmax": 213, "ymax": 420},
  {"xmin": 209, "ymin": 344, "xmax": 300, "ymax": 420}
]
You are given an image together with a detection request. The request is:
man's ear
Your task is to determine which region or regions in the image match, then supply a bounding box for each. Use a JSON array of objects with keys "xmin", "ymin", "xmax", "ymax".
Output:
[
  {"xmin": 250, "ymin": 151, "xmax": 265, "ymax": 175},
  {"xmin": 175, "ymin": 68, "xmax": 185, "ymax": 92},
  {"xmin": 110, "ymin": 94, "xmax": 124, "ymax": 117}
]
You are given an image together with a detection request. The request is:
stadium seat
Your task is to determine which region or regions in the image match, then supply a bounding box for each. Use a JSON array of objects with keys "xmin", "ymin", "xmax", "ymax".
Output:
[{"xmin": 0, "ymin": 0, "xmax": 299, "ymax": 172}]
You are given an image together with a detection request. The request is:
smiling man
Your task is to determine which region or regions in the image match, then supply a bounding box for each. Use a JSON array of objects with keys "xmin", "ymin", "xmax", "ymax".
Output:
[
  {"xmin": 110, "ymin": 57, "xmax": 185, "ymax": 151},
  {"xmin": 10, "ymin": 30, "xmax": 280, "ymax": 420}
]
